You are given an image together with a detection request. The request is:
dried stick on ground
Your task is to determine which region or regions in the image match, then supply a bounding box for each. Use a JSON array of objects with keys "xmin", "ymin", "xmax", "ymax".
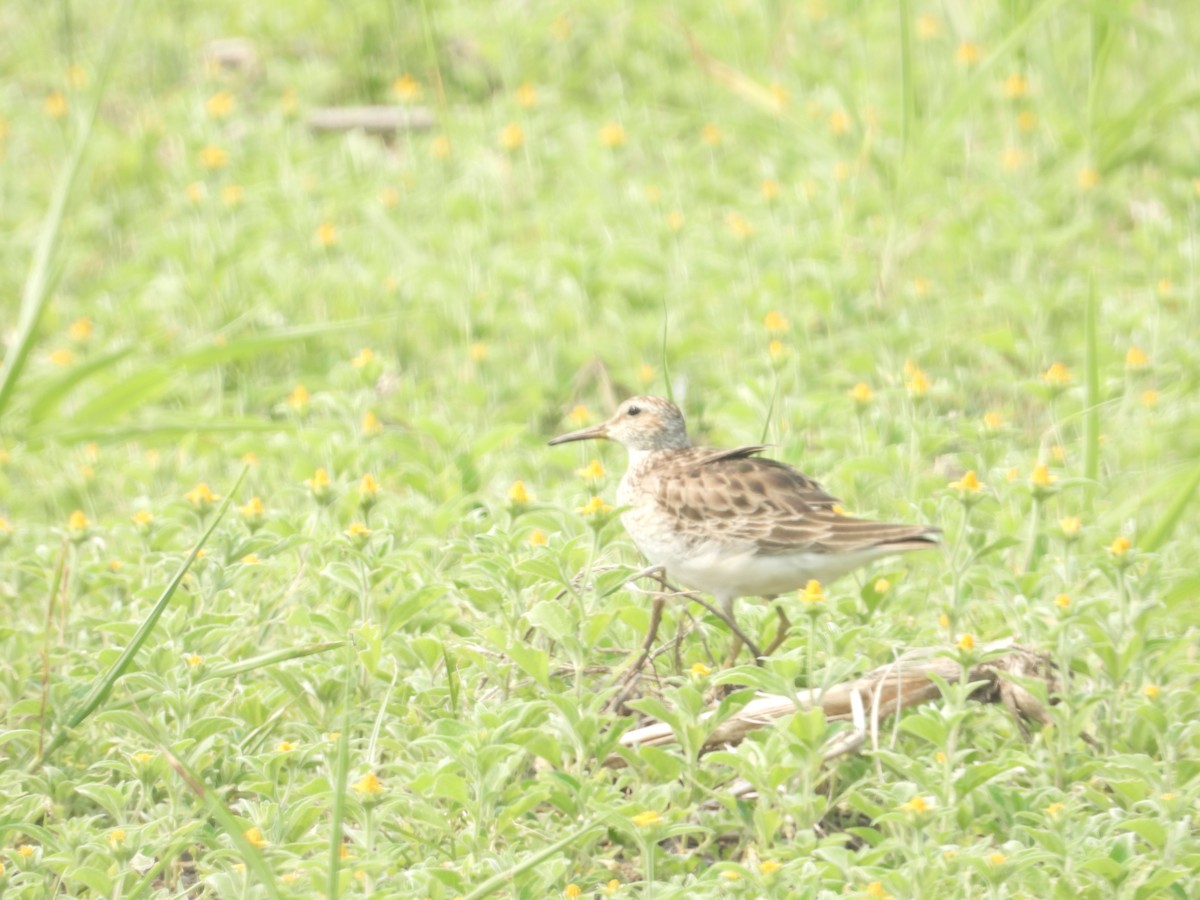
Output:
[
  {"xmin": 605, "ymin": 640, "xmax": 1057, "ymax": 768},
  {"xmin": 307, "ymin": 107, "xmax": 434, "ymax": 136}
]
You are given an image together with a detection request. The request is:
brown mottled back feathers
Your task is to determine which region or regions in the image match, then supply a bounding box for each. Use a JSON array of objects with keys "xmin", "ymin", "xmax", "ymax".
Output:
[{"xmin": 643, "ymin": 445, "xmax": 940, "ymax": 556}]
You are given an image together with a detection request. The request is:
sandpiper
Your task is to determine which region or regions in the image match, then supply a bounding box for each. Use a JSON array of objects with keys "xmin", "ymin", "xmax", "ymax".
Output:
[{"xmin": 549, "ymin": 396, "xmax": 940, "ymax": 662}]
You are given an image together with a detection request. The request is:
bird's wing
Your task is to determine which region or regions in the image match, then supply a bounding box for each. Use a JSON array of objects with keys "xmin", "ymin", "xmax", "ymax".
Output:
[{"xmin": 651, "ymin": 447, "xmax": 939, "ymax": 555}]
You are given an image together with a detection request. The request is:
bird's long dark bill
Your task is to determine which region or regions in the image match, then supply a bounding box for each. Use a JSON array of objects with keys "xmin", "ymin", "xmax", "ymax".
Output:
[{"xmin": 547, "ymin": 423, "xmax": 608, "ymax": 445}]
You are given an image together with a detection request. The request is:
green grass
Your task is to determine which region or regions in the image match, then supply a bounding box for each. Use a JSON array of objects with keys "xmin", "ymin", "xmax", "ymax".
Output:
[{"xmin": 2, "ymin": 0, "xmax": 1199, "ymax": 896}]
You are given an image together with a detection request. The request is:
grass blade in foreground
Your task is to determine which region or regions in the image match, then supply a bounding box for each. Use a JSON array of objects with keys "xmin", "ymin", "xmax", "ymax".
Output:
[
  {"xmin": 1083, "ymin": 284, "xmax": 1101, "ymax": 485},
  {"xmin": 1140, "ymin": 463, "xmax": 1200, "ymax": 553},
  {"xmin": 37, "ymin": 466, "xmax": 248, "ymax": 764},
  {"xmin": 0, "ymin": 0, "xmax": 130, "ymax": 419},
  {"xmin": 461, "ymin": 822, "xmax": 604, "ymax": 900}
]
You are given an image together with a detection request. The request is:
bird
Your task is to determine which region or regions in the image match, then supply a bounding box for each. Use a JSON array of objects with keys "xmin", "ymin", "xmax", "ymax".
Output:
[{"xmin": 549, "ymin": 395, "xmax": 940, "ymax": 663}]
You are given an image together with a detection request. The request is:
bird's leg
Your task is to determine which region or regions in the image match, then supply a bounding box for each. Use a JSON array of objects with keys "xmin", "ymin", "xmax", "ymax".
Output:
[{"xmin": 763, "ymin": 604, "xmax": 792, "ymax": 656}]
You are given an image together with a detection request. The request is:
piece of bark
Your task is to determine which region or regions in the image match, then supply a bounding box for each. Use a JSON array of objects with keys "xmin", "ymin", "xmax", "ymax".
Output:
[
  {"xmin": 203, "ymin": 38, "xmax": 259, "ymax": 75},
  {"xmin": 306, "ymin": 106, "xmax": 434, "ymax": 136},
  {"xmin": 607, "ymin": 640, "xmax": 1057, "ymax": 767}
]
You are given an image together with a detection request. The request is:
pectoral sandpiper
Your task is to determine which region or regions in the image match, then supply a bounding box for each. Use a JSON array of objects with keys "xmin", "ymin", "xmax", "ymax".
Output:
[{"xmin": 550, "ymin": 396, "xmax": 940, "ymax": 663}]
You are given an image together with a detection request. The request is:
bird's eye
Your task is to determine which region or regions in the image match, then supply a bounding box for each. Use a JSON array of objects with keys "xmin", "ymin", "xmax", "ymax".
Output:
[{"xmin": 627, "ymin": 405, "xmax": 642, "ymax": 417}]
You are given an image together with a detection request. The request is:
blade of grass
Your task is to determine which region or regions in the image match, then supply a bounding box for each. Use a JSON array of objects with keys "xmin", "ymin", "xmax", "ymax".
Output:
[
  {"xmin": 1083, "ymin": 283, "xmax": 1101, "ymax": 486},
  {"xmin": 1140, "ymin": 463, "xmax": 1200, "ymax": 553},
  {"xmin": 461, "ymin": 821, "xmax": 604, "ymax": 900},
  {"xmin": 897, "ymin": 0, "xmax": 915, "ymax": 160},
  {"xmin": 36, "ymin": 466, "xmax": 247, "ymax": 764},
  {"xmin": 161, "ymin": 746, "xmax": 281, "ymax": 899},
  {"xmin": 206, "ymin": 642, "xmax": 345, "ymax": 678},
  {"xmin": 327, "ymin": 642, "xmax": 355, "ymax": 899},
  {"xmin": 0, "ymin": 0, "xmax": 130, "ymax": 419}
]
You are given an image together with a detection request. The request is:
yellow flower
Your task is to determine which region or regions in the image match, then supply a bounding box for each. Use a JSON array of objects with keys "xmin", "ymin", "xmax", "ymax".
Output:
[
  {"xmin": 935, "ymin": 751, "xmax": 946, "ymax": 764},
  {"xmin": 185, "ymin": 483, "xmax": 219, "ymax": 508},
  {"xmin": 287, "ymin": 384, "xmax": 310, "ymax": 411},
  {"xmin": 911, "ymin": 276, "xmax": 931, "ymax": 295},
  {"xmin": 761, "ymin": 178, "xmax": 781, "ymax": 201},
  {"xmin": 1078, "ymin": 166, "xmax": 1099, "ymax": 190},
  {"xmin": 983, "ymin": 411, "xmax": 1004, "ymax": 430},
  {"xmin": 220, "ymin": 184, "xmax": 244, "ymax": 206},
  {"xmin": 508, "ymin": 480, "xmax": 531, "ymax": 504},
  {"xmin": 276, "ymin": 741, "xmax": 296, "ymax": 752},
  {"xmin": 1017, "ymin": 110, "xmax": 1038, "ymax": 132},
  {"xmin": 828, "ymin": 109, "xmax": 850, "ymax": 135},
  {"xmin": 565, "ymin": 885, "xmax": 582, "ymax": 898},
  {"xmin": 240, "ymin": 553, "xmax": 260, "ymax": 565},
  {"xmin": 568, "ymin": 405, "xmax": 591, "ymax": 425},
  {"xmin": 763, "ymin": 310, "xmax": 788, "ymax": 333},
  {"xmin": 577, "ymin": 496, "xmax": 612, "ymax": 516},
  {"xmin": 185, "ymin": 182, "xmax": 206, "ymax": 203},
  {"xmin": 988, "ymin": 852, "xmax": 1007, "ymax": 866},
  {"xmin": 938, "ymin": 612, "xmax": 950, "ymax": 630},
  {"xmin": 577, "ymin": 459, "xmax": 605, "ymax": 481},
  {"xmin": 906, "ymin": 366, "xmax": 930, "ymax": 397},
  {"xmin": 66, "ymin": 64, "xmax": 88, "ymax": 88},
  {"xmin": 1059, "ymin": 516, "xmax": 1081, "ymax": 537},
  {"xmin": 345, "ymin": 523, "xmax": 372, "ymax": 539},
  {"xmin": 280, "ymin": 88, "xmax": 297, "ymax": 113},
  {"xmin": 205, "ymin": 91, "xmax": 235, "ymax": 118},
  {"xmin": 1141, "ymin": 389, "xmax": 1159, "ymax": 408},
  {"xmin": 666, "ymin": 210, "xmax": 685, "ymax": 231},
  {"xmin": 199, "ymin": 145, "xmax": 228, "ymax": 169},
  {"xmin": 1142, "ymin": 684, "xmax": 1160, "ymax": 700},
  {"xmin": 16, "ymin": 844, "xmax": 36, "ymax": 858},
  {"xmin": 185, "ymin": 653, "xmax": 204, "ymax": 668},
  {"xmin": 874, "ymin": 578, "xmax": 890, "ymax": 594},
  {"xmin": 379, "ymin": 187, "xmax": 400, "ymax": 208},
  {"xmin": 516, "ymin": 83, "xmax": 538, "ymax": 108},
  {"xmin": 361, "ymin": 411, "xmax": 383, "ymax": 435},
  {"xmin": 500, "ymin": 122, "xmax": 525, "ymax": 150},
  {"xmin": 48, "ymin": 348, "xmax": 75, "ymax": 366},
  {"xmin": 604, "ymin": 879, "xmax": 621, "ymax": 896},
  {"xmin": 468, "ymin": 341, "xmax": 488, "ymax": 361},
  {"xmin": 430, "ymin": 135, "xmax": 451, "ymax": 159},
  {"xmin": 956, "ymin": 633, "xmax": 975, "ymax": 651},
  {"xmin": 720, "ymin": 871, "xmax": 741, "ymax": 882},
  {"xmin": 316, "ymin": 222, "xmax": 337, "ymax": 247},
  {"xmin": 956, "ymin": 41, "xmax": 982, "ymax": 65},
  {"xmin": 131, "ymin": 752, "xmax": 154, "ymax": 764},
  {"xmin": 701, "ymin": 122, "xmax": 722, "ymax": 145},
  {"xmin": 305, "ymin": 468, "xmax": 332, "ymax": 491},
  {"xmin": 45, "ymin": 91, "xmax": 68, "ymax": 118},
  {"xmin": 850, "ymin": 382, "xmax": 874, "ymax": 405},
  {"xmin": 528, "ymin": 529, "xmax": 548, "ymax": 546},
  {"xmin": 67, "ymin": 317, "xmax": 93, "ymax": 342},
  {"xmin": 631, "ymin": 810, "xmax": 662, "ymax": 828},
  {"xmin": 1045, "ymin": 802, "xmax": 1065, "ymax": 816},
  {"xmin": 359, "ymin": 474, "xmax": 381, "ymax": 502},
  {"xmin": 831, "ymin": 504, "xmax": 848, "ymax": 516},
  {"xmin": 325, "ymin": 732, "xmax": 341, "ymax": 741},
  {"xmin": 768, "ymin": 339, "xmax": 784, "ymax": 359},
  {"xmin": 243, "ymin": 827, "xmax": 268, "ymax": 848},
  {"xmin": 1001, "ymin": 147, "xmax": 1025, "ymax": 171},
  {"xmin": 689, "ymin": 662, "xmax": 712, "ymax": 677},
  {"xmin": 949, "ymin": 471, "xmax": 984, "ymax": 493},
  {"xmin": 1125, "ymin": 346, "xmax": 1149, "ymax": 369},
  {"xmin": 899, "ymin": 795, "xmax": 930, "ymax": 814},
  {"xmin": 1109, "ymin": 536, "xmax": 1131, "ymax": 557},
  {"xmin": 1157, "ymin": 277, "xmax": 1173, "ymax": 297},
  {"xmin": 639, "ymin": 363, "xmax": 654, "ymax": 384},
  {"xmin": 1041, "ymin": 362, "xmax": 1072, "ymax": 386},
  {"xmin": 239, "ymin": 497, "xmax": 265, "ymax": 522},
  {"xmin": 108, "ymin": 829, "xmax": 126, "ymax": 848},
  {"xmin": 725, "ymin": 212, "xmax": 754, "ymax": 239},
  {"xmin": 353, "ymin": 772, "xmax": 385, "ymax": 795},
  {"xmin": 759, "ymin": 860, "xmax": 782, "ymax": 874},
  {"xmin": 769, "ymin": 82, "xmax": 790, "ymax": 107},
  {"xmin": 351, "ymin": 348, "xmax": 375, "ymax": 368},
  {"xmin": 1029, "ymin": 464, "xmax": 1055, "ymax": 489},
  {"xmin": 801, "ymin": 579, "xmax": 825, "ymax": 604},
  {"xmin": 865, "ymin": 883, "xmax": 891, "ymax": 899},
  {"xmin": 67, "ymin": 510, "xmax": 90, "ymax": 531},
  {"xmin": 916, "ymin": 13, "xmax": 941, "ymax": 39},
  {"xmin": 1003, "ymin": 73, "xmax": 1029, "ymax": 98},
  {"xmin": 392, "ymin": 74, "xmax": 421, "ymax": 102},
  {"xmin": 599, "ymin": 121, "xmax": 627, "ymax": 147},
  {"xmin": 1055, "ymin": 593, "xmax": 1071, "ymax": 608}
]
